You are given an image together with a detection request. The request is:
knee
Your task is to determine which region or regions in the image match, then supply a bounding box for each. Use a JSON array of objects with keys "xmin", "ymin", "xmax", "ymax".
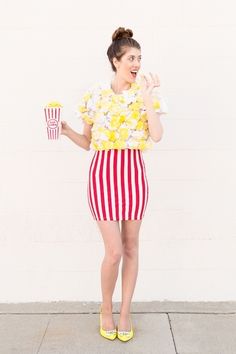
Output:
[
  {"xmin": 106, "ymin": 249, "xmax": 122, "ymax": 265},
  {"xmin": 123, "ymin": 240, "xmax": 139, "ymax": 258}
]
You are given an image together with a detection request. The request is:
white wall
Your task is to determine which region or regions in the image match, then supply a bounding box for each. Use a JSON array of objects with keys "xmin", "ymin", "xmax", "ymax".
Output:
[{"xmin": 0, "ymin": 0, "xmax": 236, "ymax": 303}]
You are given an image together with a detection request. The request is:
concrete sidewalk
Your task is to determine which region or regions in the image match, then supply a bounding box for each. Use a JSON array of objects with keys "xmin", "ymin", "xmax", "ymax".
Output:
[{"xmin": 0, "ymin": 302, "xmax": 235, "ymax": 354}]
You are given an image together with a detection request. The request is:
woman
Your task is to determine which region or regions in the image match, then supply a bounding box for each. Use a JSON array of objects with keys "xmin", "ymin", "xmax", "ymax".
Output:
[{"xmin": 60, "ymin": 27, "xmax": 168, "ymax": 342}]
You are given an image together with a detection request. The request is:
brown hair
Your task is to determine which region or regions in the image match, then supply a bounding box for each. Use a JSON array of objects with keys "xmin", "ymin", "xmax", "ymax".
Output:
[{"xmin": 107, "ymin": 27, "xmax": 141, "ymax": 72}]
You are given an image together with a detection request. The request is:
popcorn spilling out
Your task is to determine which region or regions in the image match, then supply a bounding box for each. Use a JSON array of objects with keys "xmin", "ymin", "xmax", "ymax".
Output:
[{"xmin": 46, "ymin": 101, "xmax": 63, "ymax": 108}]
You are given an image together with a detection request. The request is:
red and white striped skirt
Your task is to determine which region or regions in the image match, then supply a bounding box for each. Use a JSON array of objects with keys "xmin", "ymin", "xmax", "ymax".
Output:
[{"xmin": 87, "ymin": 148, "xmax": 149, "ymax": 221}]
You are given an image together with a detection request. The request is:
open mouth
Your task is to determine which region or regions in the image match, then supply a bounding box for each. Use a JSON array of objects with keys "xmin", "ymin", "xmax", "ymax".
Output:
[{"xmin": 130, "ymin": 70, "xmax": 138, "ymax": 78}]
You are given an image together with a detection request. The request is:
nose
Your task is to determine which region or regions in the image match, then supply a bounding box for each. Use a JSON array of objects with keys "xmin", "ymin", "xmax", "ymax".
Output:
[{"xmin": 133, "ymin": 58, "xmax": 141, "ymax": 68}]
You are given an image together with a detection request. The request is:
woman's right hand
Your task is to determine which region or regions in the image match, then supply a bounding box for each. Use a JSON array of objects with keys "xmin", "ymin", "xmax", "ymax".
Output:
[{"xmin": 60, "ymin": 121, "xmax": 71, "ymax": 136}]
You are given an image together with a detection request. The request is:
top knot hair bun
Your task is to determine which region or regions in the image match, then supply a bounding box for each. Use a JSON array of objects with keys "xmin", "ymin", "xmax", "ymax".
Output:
[
  {"xmin": 112, "ymin": 27, "xmax": 133, "ymax": 42},
  {"xmin": 107, "ymin": 26, "xmax": 141, "ymax": 72}
]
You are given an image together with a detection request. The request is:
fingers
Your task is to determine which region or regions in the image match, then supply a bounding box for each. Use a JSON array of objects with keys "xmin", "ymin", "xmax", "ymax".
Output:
[
  {"xmin": 141, "ymin": 72, "xmax": 160, "ymax": 88},
  {"xmin": 142, "ymin": 73, "xmax": 152, "ymax": 87},
  {"xmin": 140, "ymin": 72, "xmax": 161, "ymax": 98},
  {"xmin": 140, "ymin": 74, "xmax": 148, "ymax": 90},
  {"xmin": 140, "ymin": 74, "xmax": 147, "ymax": 83},
  {"xmin": 149, "ymin": 72, "xmax": 160, "ymax": 87}
]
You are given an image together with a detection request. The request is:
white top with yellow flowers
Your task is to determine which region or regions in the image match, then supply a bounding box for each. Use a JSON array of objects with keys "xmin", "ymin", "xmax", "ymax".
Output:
[{"xmin": 77, "ymin": 80, "xmax": 168, "ymax": 151}]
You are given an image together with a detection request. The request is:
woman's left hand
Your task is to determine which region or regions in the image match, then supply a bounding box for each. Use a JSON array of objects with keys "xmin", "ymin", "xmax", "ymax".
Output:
[{"xmin": 140, "ymin": 72, "xmax": 160, "ymax": 100}]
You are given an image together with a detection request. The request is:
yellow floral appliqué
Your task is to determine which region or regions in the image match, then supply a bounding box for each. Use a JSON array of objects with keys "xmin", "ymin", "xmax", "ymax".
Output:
[
  {"xmin": 153, "ymin": 100, "xmax": 160, "ymax": 110},
  {"xmin": 77, "ymin": 81, "xmax": 167, "ymax": 150}
]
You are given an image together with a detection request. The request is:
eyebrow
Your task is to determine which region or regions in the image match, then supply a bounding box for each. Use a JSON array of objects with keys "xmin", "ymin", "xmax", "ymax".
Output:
[{"xmin": 128, "ymin": 55, "xmax": 142, "ymax": 58}]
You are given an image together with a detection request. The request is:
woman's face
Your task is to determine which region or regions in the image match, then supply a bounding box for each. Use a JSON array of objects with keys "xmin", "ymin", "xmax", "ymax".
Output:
[{"xmin": 113, "ymin": 47, "xmax": 142, "ymax": 83}]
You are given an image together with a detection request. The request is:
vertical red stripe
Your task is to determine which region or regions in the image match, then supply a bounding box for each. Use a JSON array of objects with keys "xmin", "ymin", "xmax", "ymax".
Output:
[
  {"xmin": 88, "ymin": 152, "xmax": 97, "ymax": 219},
  {"xmin": 87, "ymin": 183, "xmax": 95, "ymax": 219},
  {"xmin": 120, "ymin": 149, "xmax": 126, "ymax": 220},
  {"xmin": 106, "ymin": 150, "xmax": 113, "ymax": 220},
  {"xmin": 137, "ymin": 150, "xmax": 146, "ymax": 218},
  {"xmin": 113, "ymin": 149, "xmax": 119, "ymax": 220},
  {"xmin": 133, "ymin": 150, "xmax": 139, "ymax": 219},
  {"xmin": 141, "ymin": 153, "xmax": 149, "ymax": 214},
  {"xmin": 99, "ymin": 151, "xmax": 106, "ymax": 220},
  {"xmin": 44, "ymin": 108, "xmax": 48, "ymax": 123},
  {"xmin": 128, "ymin": 149, "xmax": 133, "ymax": 219},
  {"xmin": 92, "ymin": 151, "xmax": 100, "ymax": 219}
]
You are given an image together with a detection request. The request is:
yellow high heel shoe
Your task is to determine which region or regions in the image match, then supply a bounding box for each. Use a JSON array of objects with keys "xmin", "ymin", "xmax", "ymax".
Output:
[
  {"xmin": 99, "ymin": 305, "xmax": 117, "ymax": 340},
  {"xmin": 117, "ymin": 318, "xmax": 134, "ymax": 342}
]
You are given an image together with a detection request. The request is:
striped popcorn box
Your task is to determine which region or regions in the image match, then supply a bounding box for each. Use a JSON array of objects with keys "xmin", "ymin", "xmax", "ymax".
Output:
[{"xmin": 44, "ymin": 101, "xmax": 63, "ymax": 139}]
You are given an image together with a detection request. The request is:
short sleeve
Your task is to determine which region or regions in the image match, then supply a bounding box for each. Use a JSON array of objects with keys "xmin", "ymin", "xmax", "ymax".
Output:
[
  {"xmin": 151, "ymin": 89, "xmax": 168, "ymax": 115},
  {"xmin": 77, "ymin": 89, "xmax": 95, "ymax": 125}
]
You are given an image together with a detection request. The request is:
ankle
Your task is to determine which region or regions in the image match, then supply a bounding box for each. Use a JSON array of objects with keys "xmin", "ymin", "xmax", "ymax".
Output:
[
  {"xmin": 101, "ymin": 303, "xmax": 113, "ymax": 313},
  {"xmin": 119, "ymin": 311, "xmax": 130, "ymax": 318}
]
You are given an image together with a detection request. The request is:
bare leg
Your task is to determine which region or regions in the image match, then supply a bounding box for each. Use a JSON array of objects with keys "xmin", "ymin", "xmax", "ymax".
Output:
[
  {"xmin": 118, "ymin": 219, "xmax": 142, "ymax": 331},
  {"xmin": 96, "ymin": 220, "xmax": 123, "ymax": 330}
]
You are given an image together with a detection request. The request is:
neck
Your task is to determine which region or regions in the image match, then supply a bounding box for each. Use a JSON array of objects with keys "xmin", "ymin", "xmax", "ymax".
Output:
[{"xmin": 111, "ymin": 76, "xmax": 131, "ymax": 94}]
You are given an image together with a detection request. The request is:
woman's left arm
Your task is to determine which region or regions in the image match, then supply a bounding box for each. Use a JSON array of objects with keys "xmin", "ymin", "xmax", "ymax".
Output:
[
  {"xmin": 140, "ymin": 72, "xmax": 164, "ymax": 142},
  {"xmin": 143, "ymin": 97, "xmax": 163, "ymax": 142}
]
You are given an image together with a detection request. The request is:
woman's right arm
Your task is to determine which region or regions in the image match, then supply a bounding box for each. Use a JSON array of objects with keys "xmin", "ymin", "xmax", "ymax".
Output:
[{"xmin": 61, "ymin": 121, "xmax": 91, "ymax": 151}]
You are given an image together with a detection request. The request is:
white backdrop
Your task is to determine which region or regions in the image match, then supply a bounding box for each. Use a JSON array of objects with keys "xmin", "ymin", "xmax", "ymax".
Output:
[{"xmin": 0, "ymin": 0, "xmax": 236, "ymax": 302}]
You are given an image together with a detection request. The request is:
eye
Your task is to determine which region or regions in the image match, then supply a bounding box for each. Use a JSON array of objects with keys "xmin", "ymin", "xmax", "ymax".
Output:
[{"xmin": 128, "ymin": 56, "xmax": 142, "ymax": 62}]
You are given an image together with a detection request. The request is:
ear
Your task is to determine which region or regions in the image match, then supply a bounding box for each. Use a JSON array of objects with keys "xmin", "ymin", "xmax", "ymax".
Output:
[{"xmin": 112, "ymin": 57, "xmax": 119, "ymax": 70}]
